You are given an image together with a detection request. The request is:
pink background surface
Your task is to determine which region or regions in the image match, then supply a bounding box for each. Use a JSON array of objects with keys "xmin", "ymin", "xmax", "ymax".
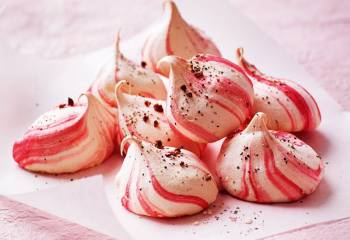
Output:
[
  {"xmin": 0, "ymin": 0, "xmax": 349, "ymax": 109},
  {"xmin": 0, "ymin": 0, "xmax": 349, "ymax": 239},
  {"xmin": 0, "ymin": 196, "xmax": 114, "ymax": 240}
]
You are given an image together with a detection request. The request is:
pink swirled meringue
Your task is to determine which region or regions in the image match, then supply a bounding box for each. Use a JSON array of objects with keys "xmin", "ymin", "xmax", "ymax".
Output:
[
  {"xmin": 12, "ymin": 93, "xmax": 116, "ymax": 174},
  {"xmin": 115, "ymin": 136, "xmax": 218, "ymax": 217},
  {"xmin": 236, "ymin": 48, "xmax": 321, "ymax": 132},
  {"xmin": 141, "ymin": 0, "xmax": 221, "ymax": 72},
  {"xmin": 115, "ymin": 81, "xmax": 205, "ymax": 156},
  {"xmin": 89, "ymin": 34, "xmax": 167, "ymax": 111},
  {"xmin": 217, "ymin": 112, "xmax": 324, "ymax": 203},
  {"xmin": 157, "ymin": 54, "xmax": 254, "ymax": 143}
]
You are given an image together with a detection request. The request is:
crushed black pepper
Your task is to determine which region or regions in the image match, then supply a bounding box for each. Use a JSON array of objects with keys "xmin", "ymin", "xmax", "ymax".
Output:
[
  {"xmin": 153, "ymin": 104, "xmax": 164, "ymax": 112},
  {"xmin": 141, "ymin": 61, "xmax": 147, "ymax": 68},
  {"xmin": 153, "ymin": 120, "xmax": 159, "ymax": 128},
  {"xmin": 155, "ymin": 140, "xmax": 163, "ymax": 149}
]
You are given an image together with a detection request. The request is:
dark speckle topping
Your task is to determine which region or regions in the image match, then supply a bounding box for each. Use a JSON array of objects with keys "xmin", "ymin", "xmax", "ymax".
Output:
[
  {"xmin": 153, "ymin": 104, "xmax": 164, "ymax": 113},
  {"xmin": 153, "ymin": 120, "xmax": 159, "ymax": 128},
  {"xmin": 143, "ymin": 115, "xmax": 149, "ymax": 122},
  {"xmin": 141, "ymin": 61, "xmax": 147, "ymax": 68},
  {"xmin": 68, "ymin": 97, "xmax": 74, "ymax": 106},
  {"xmin": 144, "ymin": 101, "xmax": 151, "ymax": 107},
  {"xmin": 180, "ymin": 85, "xmax": 187, "ymax": 92},
  {"xmin": 155, "ymin": 140, "xmax": 163, "ymax": 149}
]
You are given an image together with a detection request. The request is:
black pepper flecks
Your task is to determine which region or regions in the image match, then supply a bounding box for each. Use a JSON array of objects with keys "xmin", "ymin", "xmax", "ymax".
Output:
[
  {"xmin": 153, "ymin": 104, "xmax": 163, "ymax": 112},
  {"xmin": 154, "ymin": 140, "xmax": 163, "ymax": 149}
]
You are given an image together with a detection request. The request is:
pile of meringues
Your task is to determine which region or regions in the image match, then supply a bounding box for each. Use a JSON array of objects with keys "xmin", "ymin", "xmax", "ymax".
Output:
[{"xmin": 13, "ymin": 1, "xmax": 324, "ymax": 218}]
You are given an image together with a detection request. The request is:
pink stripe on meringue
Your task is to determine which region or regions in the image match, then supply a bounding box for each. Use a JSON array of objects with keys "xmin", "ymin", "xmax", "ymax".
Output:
[
  {"xmin": 264, "ymin": 146, "xmax": 304, "ymax": 201},
  {"xmin": 151, "ymin": 175, "xmax": 209, "ymax": 209}
]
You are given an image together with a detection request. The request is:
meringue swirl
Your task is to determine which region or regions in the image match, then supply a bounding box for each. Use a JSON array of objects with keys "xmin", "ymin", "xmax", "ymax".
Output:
[
  {"xmin": 89, "ymin": 33, "xmax": 167, "ymax": 111},
  {"xmin": 236, "ymin": 48, "xmax": 321, "ymax": 132},
  {"xmin": 13, "ymin": 93, "xmax": 116, "ymax": 174},
  {"xmin": 115, "ymin": 80, "xmax": 205, "ymax": 156},
  {"xmin": 142, "ymin": 0, "xmax": 221, "ymax": 71},
  {"xmin": 115, "ymin": 137, "xmax": 218, "ymax": 217},
  {"xmin": 217, "ymin": 112, "xmax": 324, "ymax": 203},
  {"xmin": 158, "ymin": 54, "xmax": 254, "ymax": 143}
]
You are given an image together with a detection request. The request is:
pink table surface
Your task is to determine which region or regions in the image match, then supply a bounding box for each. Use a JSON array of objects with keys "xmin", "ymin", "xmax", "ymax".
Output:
[
  {"xmin": 0, "ymin": 196, "xmax": 114, "ymax": 240},
  {"xmin": 0, "ymin": 0, "xmax": 349, "ymax": 239}
]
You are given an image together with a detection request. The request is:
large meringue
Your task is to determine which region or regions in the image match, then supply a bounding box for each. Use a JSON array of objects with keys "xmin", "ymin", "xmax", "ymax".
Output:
[
  {"xmin": 115, "ymin": 80, "xmax": 205, "ymax": 156},
  {"xmin": 217, "ymin": 112, "xmax": 324, "ymax": 203},
  {"xmin": 142, "ymin": 0, "xmax": 221, "ymax": 71},
  {"xmin": 157, "ymin": 54, "xmax": 254, "ymax": 143},
  {"xmin": 236, "ymin": 48, "xmax": 321, "ymax": 132},
  {"xmin": 89, "ymin": 34, "xmax": 167, "ymax": 111},
  {"xmin": 13, "ymin": 93, "xmax": 116, "ymax": 174},
  {"xmin": 115, "ymin": 136, "xmax": 218, "ymax": 217}
]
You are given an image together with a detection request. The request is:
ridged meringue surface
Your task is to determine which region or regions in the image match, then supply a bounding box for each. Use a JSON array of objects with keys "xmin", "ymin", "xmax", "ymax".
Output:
[
  {"xmin": 13, "ymin": 94, "xmax": 116, "ymax": 174},
  {"xmin": 90, "ymin": 34, "xmax": 167, "ymax": 111},
  {"xmin": 115, "ymin": 137, "xmax": 218, "ymax": 217},
  {"xmin": 142, "ymin": 0, "xmax": 221, "ymax": 71},
  {"xmin": 237, "ymin": 48, "xmax": 321, "ymax": 132},
  {"xmin": 158, "ymin": 54, "xmax": 254, "ymax": 143},
  {"xmin": 217, "ymin": 112, "xmax": 324, "ymax": 203},
  {"xmin": 115, "ymin": 81, "xmax": 205, "ymax": 156}
]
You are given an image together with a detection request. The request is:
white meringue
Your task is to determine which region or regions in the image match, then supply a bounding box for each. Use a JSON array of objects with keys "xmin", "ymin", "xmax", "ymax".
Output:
[
  {"xmin": 89, "ymin": 34, "xmax": 167, "ymax": 111},
  {"xmin": 157, "ymin": 54, "xmax": 254, "ymax": 143},
  {"xmin": 12, "ymin": 93, "xmax": 116, "ymax": 174},
  {"xmin": 115, "ymin": 80, "xmax": 205, "ymax": 156},
  {"xmin": 236, "ymin": 48, "xmax": 321, "ymax": 132},
  {"xmin": 217, "ymin": 112, "xmax": 324, "ymax": 203},
  {"xmin": 115, "ymin": 136, "xmax": 218, "ymax": 217},
  {"xmin": 142, "ymin": 0, "xmax": 221, "ymax": 71}
]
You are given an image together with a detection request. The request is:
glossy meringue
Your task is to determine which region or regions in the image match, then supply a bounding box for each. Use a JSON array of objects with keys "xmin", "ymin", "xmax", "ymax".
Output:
[
  {"xmin": 115, "ymin": 136, "xmax": 218, "ymax": 217},
  {"xmin": 217, "ymin": 112, "xmax": 324, "ymax": 203},
  {"xmin": 158, "ymin": 54, "xmax": 254, "ymax": 143},
  {"xmin": 115, "ymin": 80, "xmax": 205, "ymax": 156},
  {"xmin": 142, "ymin": 0, "xmax": 221, "ymax": 71},
  {"xmin": 236, "ymin": 48, "xmax": 321, "ymax": 132},
  {"xmin": 89, "ymin": 34, "xmax": 167, "ymax": 111},
  {"xmin": 13, "ymin": 94, "xmax": 116, "ymax": 174}
]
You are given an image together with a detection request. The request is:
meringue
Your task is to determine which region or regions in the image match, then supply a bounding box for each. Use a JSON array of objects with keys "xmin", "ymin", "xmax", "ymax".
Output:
[
  {"xmin": 217, "ymin": 112, "xmax": 324, "ymax": 203},
  {"xmin": 115, "ymin": 136, "xmax": 218, "ymax": 217},
  {"xmin": 236, "ymin": 48, "xmax": 321, "ymax": 132},
  {"xmin": 142, "ymin": 0, "xmax": 221, "ymax": 71},
  {"xmin": 157, "ymin": 54, "xmax": 254, "ymax": 143},
  {"xmin": 12, "ymin": 93, "xmax": 116, "ymax": 174},
  {"xmin": 89, "ymin": 34, "xmax": 167, "ymax": 111},
  {"xmin": 115, "ymin": 80, "xmax": 205, "ymax": 156}
]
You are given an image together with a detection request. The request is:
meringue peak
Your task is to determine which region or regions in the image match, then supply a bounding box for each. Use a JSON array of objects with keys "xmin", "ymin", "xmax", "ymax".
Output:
[
  {"xmin": 236, "ymin": 47, "xmax": 321, "ymax": 132},
  {"xmin": 244, "ymin": 112, "xmax": 269, "ymax": 133},
  {"xmin": 142, "ymin": 1, "xmax": 221, "ymax": 72},
  {"xmin": 115, "ymin": 137, "xmax": 218, "ymax": 217},
  {"xmin": 163, "ymin": 54, "xmax": 254, "ymax": 143}
]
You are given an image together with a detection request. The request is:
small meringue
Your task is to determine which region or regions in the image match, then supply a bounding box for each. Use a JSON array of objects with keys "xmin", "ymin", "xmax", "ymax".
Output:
[
  {"xmin": 89, "ymin": 34, "xmax": 167, "ymax": 111},
  {"xmin": 115, "ymin": 136, "xmax": 218, "ymax": 217},
  {"xmin": 157, "ymin": 54, "xmax": 254, "ymax": 143},
  {"xmin": 13, "ymin": 93, "xmax": 116, "ymax": 174},
  {"xmin": 217, "ymin": 112, "xmax": 324, "ymax": 203},
  {"xmin": 236, "ymin": 48, "xmax": 321, "ymax": 132},
  {"xmin": 115, "ymin": 80, "xmax": 205, "ymax": 156},
  {"xmin": 142, "ymin": 0, "xmax": 221, "ymax": 71}
]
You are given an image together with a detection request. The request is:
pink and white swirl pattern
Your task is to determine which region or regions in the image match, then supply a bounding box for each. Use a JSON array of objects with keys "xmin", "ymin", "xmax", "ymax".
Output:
[
  {"xmin": 12, "ymin": 94, "xmax": 116, "ymax": 174},
  {"xmin": 217, "ymin": 112, "xmax": 324, "ymax": 203},
  {"xmin": 237, "ymin": 48, "xmax": 321, "ymax": 132},
  {"xmin": 157, "ymin": 54, "xmax": 254, "ymax": 143},
  {"xmin": 115, "ymin": 137, "xmax": 218, "ymax": 217},
  {"xmin": 141, "ymin": 0, "xmax": 221, "ymax": 72},
  {"xmin": 115, "ymin": 81, "xmax": 205, "ymax": 156},
  {"xmin": 89, "ymin": 34, "xmax": 167, "ymax": 112}
]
